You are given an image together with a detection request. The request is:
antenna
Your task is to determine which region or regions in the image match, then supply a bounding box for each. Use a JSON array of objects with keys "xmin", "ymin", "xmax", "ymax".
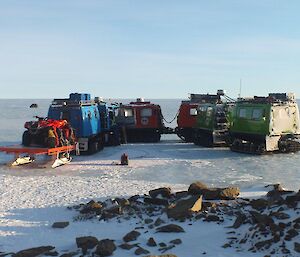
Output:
[{"xmin": 238, "ymin": 78, "xmax": 242, "ymax": 98}]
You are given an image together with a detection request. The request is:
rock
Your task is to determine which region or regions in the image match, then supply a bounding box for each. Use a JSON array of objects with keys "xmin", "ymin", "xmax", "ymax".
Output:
[
  {"xmin": 44, "ymin": 251, "xmax": 59, "ymax": 256},
  {"xmin": 156, "ymin": 224, "xmax": 185, "ymax": 233},
  {"xmin": 12, "ymin": 246, "xmax": 55, "ymax": 257},
  {"xmin": 250, "ymin": 198, "xmax": 269, "ymax": 210},
  {"xmin": 250, "ymin": 211, "xmax": 274, "ymax": 226},
  {"xmin": 254, "ymin": 238, "xmax": 273, "ymax": 250},
  {"xmin": 231, "ymin": 213, "xmax": 246, "ymax": 229},
  {"xmin": 123, "ymin": 230, "xmax": 141, "ymax": 242},
  {"xmin": 271, "ymin": 211, "xmax": 290, "ymax": 220},
  {"xmin": 144, "ymin": 218, "xmax": 153, "ymax": 224},
  {"xmin": 59, "ymin": 253, "xmax": 78, "ymax": 257},
  {"xmin": 149, "ymin": 187, "xmax": 172, "ymax": 198},
  {"xmin": 202, "ymin": 201, "xmax": 217, "ymax": 210},
  {"xmin": 76, "ymin": 236, "xmax": 98, "ymax": 254},
  {"xmin": 144, "ymin": 197, "xmax": 169, "ymax": 206},
  {"xmin": 134, "ymin": 247, "xmax": 150, "ymax": 255},
  {"xmin": 159, "ymin": 242, "xmax": 167, "ymax": 247},
  {"xmin": 170, "ymin": 239, "xmax": 182, "ymax": 245},
  {"xmin": 80, "ymin": 200, "xmax": 102, "ymax": 214},
  {"xmin": 154, "ymin": 218, "xmax": 165, "ymax": 227},
  {"xmin": 204, "ymin": 215, "xmax": 220, "ymax": 222},
  {"xmin": 219, "ymin": 187, "xmax": 240, "ymax": 200},
  {"xmin": 105, "ymin": 206, "xmax": 122, "ymax": 215},
  {"xmin": 95, "ymin": 239, "xmax": 116, "ymax": 256},
  {"xmin": 118, "ymin": 243, "xmax": 137, "ymax": 250},
  {"xmin": 44, "ymin": 252, "xmax": 59, "ymax": 256},
  {"xmin": 52, "ymin": 222, "xmax": 69, "ymax": 228},
  {"xmin": 188, "ymin": 181, "xmax": 208, "ymax": 194},
  {"xmin": 147, "ymin": 237, "xmax": 157, "ymax": 247},
  {"xmin": 175, "ymin": 191, "xmax": 189, "ymax": 199},
  {"xmin": 285, "ymin": 193, "xmax": 300, "ymax": 208},
  {"xmin": 115, "ymin": 198, "xmax": 130, "ymax": 207},
  {"xmin": 188, "ymin": 182, "xmax": 239, "ymax": 200},
  {"xmin": 284, "ymin": 228, "xmax": 299, "ymax": 241},
  {"xmin": 167, "ymin": 195, "xmax": 202, "ymax": 220},
  {"xmin": 294, "ymin": 242, "xmax": 300, "ymax": 253},
  {"xmin": 145, "ymin": 254, "xmax": 177, "ymax": 257}
]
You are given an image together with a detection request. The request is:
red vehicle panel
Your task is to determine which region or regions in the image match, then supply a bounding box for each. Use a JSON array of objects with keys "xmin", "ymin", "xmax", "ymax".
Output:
[{"xmin": 177, "ymin": 102, "xmax": 199, "ymax": 128}]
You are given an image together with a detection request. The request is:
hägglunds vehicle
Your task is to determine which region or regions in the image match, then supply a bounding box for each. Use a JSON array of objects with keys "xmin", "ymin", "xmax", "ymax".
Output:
[
  {"xmin": 116, "ymin": 98, "xmax": 165, "ymax": 143},
  {"xmin": 193, "ymin": 90, "xmax": 234, "ymax": 147},
  {"xmin": 48, "ymin": 93, "xmax": 114, "ymax": 154},
  {"xmin": 229, "ymin": 93, "xmax": 300, "ymax": 154}
]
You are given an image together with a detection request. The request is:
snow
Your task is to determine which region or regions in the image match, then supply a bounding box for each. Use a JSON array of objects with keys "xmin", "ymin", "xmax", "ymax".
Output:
[{"xmin": 0, "ymin": 99, "xmax": 299, "ymax": 256}]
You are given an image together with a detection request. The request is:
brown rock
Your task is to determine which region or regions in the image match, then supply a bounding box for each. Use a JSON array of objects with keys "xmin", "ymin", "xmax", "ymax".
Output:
[
  {"xmin": 188, "ymin": 181, "xmax": 208, "ymax": 195},
  {"xmin": 294, "ymin": 242, "xmax": 300, "ymax": 253},
  {"xmin": 232, "ymin": 213, "xmax": 246, "ymax": 229},
  {"xmin": 204, "ymin": 215, "xmax": 220, "ymax": 222},
  {"xmin": 149, "ymin": 187, "xmax": 172, "ymax": 198},
  {"xmin": 123, "ymin": 230, "xmax": 141, "ymax": 242},
  {"xmin": 144, "ymin": 197, "xmax": 169, "ymax": 206},
  {"xmin": 145, "ymin": 254, "xmax": 177, "ymax": 257},
  {"xmin": 250, "ymin": 198, "xmax": 269, "ymax": 210},
  {"xmin": 169, "ymin": 239, "xmax": 182, "ymax": 245},
  {"xmin": 154, "ymin": 218, "xmax": 165, "ymax": 227},
  {"xmin": 118, "ymin": 243, "xmax": 137, "ymax": 250},
  {"xmin": 95, "ymin": 239, "xmax": 116, "ymax": 256},
  {"xmin": 271, "ymin": 212, "xmax": 290, "ymax": 220},
  {"xmin": 167, "ymin": 195, "xmax": 202, "ymax": 220},
  {"xmin": 219, "ymin": 187, "xmax": 240, "ymax": 200},
  {"xmin": 115, "ymin": 198, "xmax": 130, "ymax": 207},
  {"xmin": 76, "ymin": 236, "xmax": 98, "ymax": 254},
  {"xmin": 80, "ymin": 200, "xmax": 102, "ymax": 214},
  {"xmin": 52, "ymin": 222, "xmax": 69, "ymax": 229},
  {"xmin": 284, "ymin": 228, "xmax": 299, "ymax": 241},
  {"xmin": 147, "ymin": 237, "xmax": 157, "ymax": 247},
  {"xmin": 134, "ymin": 247, "xmax": 150, "ymax": 255},
  {"xmin": 250, "ymin": 211, "xmax": 274, "ymax": 225},
  {"xmin": 12, "ymin": 246, "xmax": 55, "ymax": 257},
  {"xmin": 156, "ymin": 224, "xmax": 185, "ymax": 233},
  {"xmin": 174, "ymin": 191, "xmax": 188, "ymax": 199}
]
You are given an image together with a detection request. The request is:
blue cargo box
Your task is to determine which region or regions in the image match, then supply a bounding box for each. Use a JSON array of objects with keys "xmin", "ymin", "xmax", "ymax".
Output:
[{"xmin": 69, "ymin": 93, "xmax": 91, "ymax": 101}]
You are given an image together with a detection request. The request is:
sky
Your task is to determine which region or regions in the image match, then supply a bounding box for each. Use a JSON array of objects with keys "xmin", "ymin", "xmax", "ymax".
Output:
[{"xmin": 0, "ymin": 0, "xmax": 300, "ymax": 99}]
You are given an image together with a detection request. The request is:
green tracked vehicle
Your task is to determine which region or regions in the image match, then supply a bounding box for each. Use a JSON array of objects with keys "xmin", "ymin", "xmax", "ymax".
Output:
[
  {"xmin": 193, "ymin": 90, "xmax": 234, "ymax": 147},
  {"xmin": 229, "ymin": 93, "xmax": 300, "ymax": 154}
]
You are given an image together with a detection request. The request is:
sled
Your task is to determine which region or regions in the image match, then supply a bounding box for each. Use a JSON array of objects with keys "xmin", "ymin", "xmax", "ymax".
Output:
[{"xmin": 0, "ymin": 144, "xmax": 78, "ymax": 168}]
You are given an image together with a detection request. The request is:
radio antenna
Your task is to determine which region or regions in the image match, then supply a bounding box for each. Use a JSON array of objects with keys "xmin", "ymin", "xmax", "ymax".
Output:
[{"xmin": 238, "ymin": 78, "xmax": 242, "ymax": 98}]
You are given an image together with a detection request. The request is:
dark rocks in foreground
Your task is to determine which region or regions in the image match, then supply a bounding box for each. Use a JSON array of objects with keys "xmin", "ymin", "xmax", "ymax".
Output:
[
  {"xmin": 9, "ymin": 182, "xmax": 300, "ymax": 257},
  {"xmin": 12, "ymin": 246, "xmax": 55, "ymax": 257}
]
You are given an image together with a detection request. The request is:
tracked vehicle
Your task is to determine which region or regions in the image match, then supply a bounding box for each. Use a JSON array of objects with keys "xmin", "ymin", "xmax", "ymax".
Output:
[
  {"xmin": 116, "ymin": 98, "xmax": 165, "ymax": 143},
  {"xmin": 229, "ymin": 93, "xmax": 300, "ymax": 154},
  {"xmin": 193, "ymin": 91, "xmax": 233, "ymax": 147},
  {"xmin": 176, "ymin": 94, "xmax": 205, "ymax": 142}
]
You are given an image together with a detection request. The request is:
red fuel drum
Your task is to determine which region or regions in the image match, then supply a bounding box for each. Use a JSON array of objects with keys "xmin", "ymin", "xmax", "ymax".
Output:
[
  {"xmin": 176, "ymin": 102, "xmax": 199, "ymax": 142},
  {"xmin": 117, "ymin": 100, "xmax": 164, "ymax": 143}
]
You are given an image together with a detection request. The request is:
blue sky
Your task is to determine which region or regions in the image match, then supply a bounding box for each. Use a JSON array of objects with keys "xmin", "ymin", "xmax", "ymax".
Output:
[{"xmin": 0, "ymin": 0, "xmax": 300, "ymax": 99}]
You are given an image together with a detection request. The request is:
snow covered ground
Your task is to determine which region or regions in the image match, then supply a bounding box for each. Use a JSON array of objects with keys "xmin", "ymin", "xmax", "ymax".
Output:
[{"xmin": 0, "ymin": 99, "xmax": 299, "ymax": 256}]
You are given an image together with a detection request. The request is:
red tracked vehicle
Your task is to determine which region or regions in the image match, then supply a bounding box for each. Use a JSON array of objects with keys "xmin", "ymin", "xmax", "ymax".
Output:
[
  {"xmin": 116, "ymin": 98, "xmax": 165, "ymax": 142},
  {"xmin": 176, "ymin": 92, "xmax": 225, "ymax": 142}
]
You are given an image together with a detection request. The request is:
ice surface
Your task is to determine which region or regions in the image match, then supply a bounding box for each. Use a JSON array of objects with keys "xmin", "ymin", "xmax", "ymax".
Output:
[{"xmin": 0, "ymin": 99, "xmax": 299, "ymax": 256}]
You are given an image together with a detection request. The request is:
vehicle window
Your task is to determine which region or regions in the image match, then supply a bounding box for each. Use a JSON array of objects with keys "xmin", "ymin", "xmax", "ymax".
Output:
[
  {"xmin": 190, "ymin": 108, "xmax": 197, "ymax": 116},
  {"xmin": 239, "ymin": 108, "xmax": 247, "ymax": 118},
  {"xmin": 140, "ymin": 108, "xmax": 152, "ymax": 117},
  {"xmin": 252, "ymin": 109, "xmax": 263, "ymax": 120},
  {"xmin": 124, "ymin": 108, "xmax": 133, "ymax": 117},
  {"xmin": 206, "ymin": 107, "xmax": 213, "ymax": 117},
  {"xmin": 198, "ymin": 106, "xmax": 206, "ymax": 112}
]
